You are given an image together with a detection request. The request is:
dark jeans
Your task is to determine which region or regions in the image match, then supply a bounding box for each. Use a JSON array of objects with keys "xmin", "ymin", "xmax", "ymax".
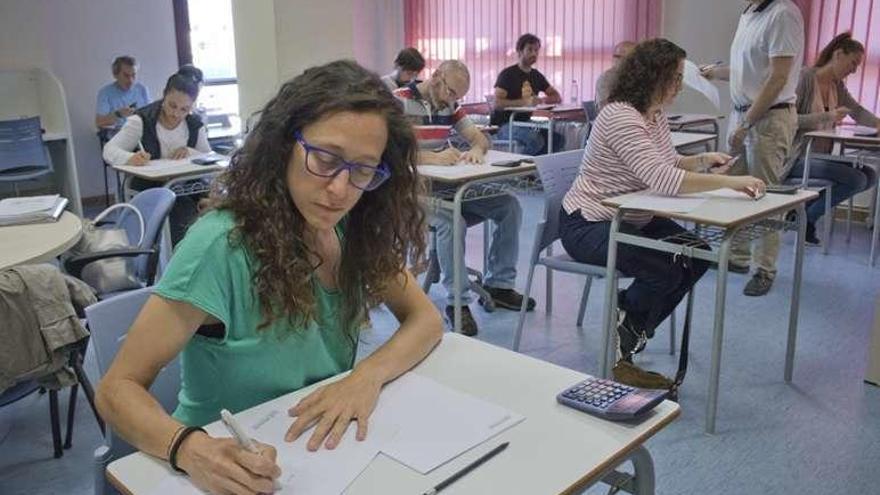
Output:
[
  {"xmin": 788, "ymin": 157, "xmax": 876, "ymax": 223},
  {"xmin": 559, "ymin": 208, "xmax": 709, "ymax": 337},
  {"xmin": 496, "ymin": 124, "xmax": 566, "ymax": 155}
]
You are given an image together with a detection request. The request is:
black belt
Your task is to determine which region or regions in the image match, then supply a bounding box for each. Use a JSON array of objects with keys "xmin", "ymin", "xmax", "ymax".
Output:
[{"xmin": 733, "ymin": 102, "xmax": 793, "ymax": 113}]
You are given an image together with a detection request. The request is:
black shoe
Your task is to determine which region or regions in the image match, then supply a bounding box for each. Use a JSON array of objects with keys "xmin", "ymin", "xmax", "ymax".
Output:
[
  {"xmin": 483, "ymin": 286, "xmax": 536, "ymax": 311},
  {"xmin": 444, "ymin": 305, "xmax": 479, "ymax": 336},
  {"xmin": 743, "ymin": 268, "xmax": 774, "ymax": 297},
  {"xmin": 616, "ymin": 309, "xmax": 647, "ymax": 361},
  {"xmin": 805, "ymin": 221, "xmax": 821, "ymax": 246}
]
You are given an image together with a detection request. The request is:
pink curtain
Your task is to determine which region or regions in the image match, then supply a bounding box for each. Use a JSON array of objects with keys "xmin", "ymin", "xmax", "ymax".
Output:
[
  {"xmin": 797, "ymin": 0, "xmax": 880, "ymax": 113},
  {"xmin": 403, "ymin": 0, "xmax": 663, "ymax": 103}
]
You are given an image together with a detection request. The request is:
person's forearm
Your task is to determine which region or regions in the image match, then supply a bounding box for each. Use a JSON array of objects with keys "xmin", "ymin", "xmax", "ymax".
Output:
[
  {"xmin": 714, "ymin": 66, "xmax": 731, "ymax": 81},
  {"xmin": 350, "ymin": 309, "xmax": 442, "ymax": 388},
  {"xmin": 677, "ymin": 171, "xmax": 735, "ymax": 194},
  {"xmin": 744, "ymin": 74, "xmax": 787, "ymax": 125},
  {"xmin": 473, "ymin": 131, "xmax": 490, "ymax": 153},
  {"xmin": 96, "ymin": 113, "xmax": 117, "ymax": 128},
  {"xmin": 678, "ymin": 155, "xmax": 705, "ymax": 172},
  {"xmin": 543, "ymin": 92, "xmax": 562, "ymax": 104},
  {"xmin": 418, "ymin": 150, "xmax": 437, "ymax": 164},
  {"xmin": 96, "ymin": 378, "xmax": 187, "ymax": 460}
]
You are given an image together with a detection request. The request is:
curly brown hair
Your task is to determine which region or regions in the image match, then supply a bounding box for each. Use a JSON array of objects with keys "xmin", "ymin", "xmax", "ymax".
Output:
[
  {"xmin": 607, "ymin": 38, "xmax": 686, "ymax": 114},
  {"xmin": 204, "ymin": 60, "xmax": 425, "ymax": 333}
]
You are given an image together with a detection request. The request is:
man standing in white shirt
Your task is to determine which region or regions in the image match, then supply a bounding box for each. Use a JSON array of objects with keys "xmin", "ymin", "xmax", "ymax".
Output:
[{"xmin": 702, "ymin": 0, "xmax": 804, "ymax": 296}]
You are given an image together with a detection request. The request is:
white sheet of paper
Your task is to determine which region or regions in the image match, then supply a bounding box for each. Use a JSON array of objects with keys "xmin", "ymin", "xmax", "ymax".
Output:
[
  {"xmin": 683, "ymin": 60, "xmax": 721, "ymax": 110},
  {"xmin": 374, "ymin": 374, "xmax": 524, "ymax": 474},
  {"xmin": 684, "ymin": 188, "xmax": 753, "ymax": 200},
  {"xmin": 619, "ymin": 194, "xmax": 707, "ymax": 213}
]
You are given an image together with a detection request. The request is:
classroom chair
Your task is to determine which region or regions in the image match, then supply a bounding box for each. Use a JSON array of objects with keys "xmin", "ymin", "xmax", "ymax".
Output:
[
  {"xmin": 0, "ymin": 116, "xmax": 54, "ymax": 195},
  {"xmin": 65, "ymin": 188, "xmax": 176, "ymax": 299},
  {"xmin": 513, "ymin": 150, "xmax": 679, "ymax": 353},
  {"xmin": 84, "ymin": 287, "xmax": 180, "ymax": 495}
]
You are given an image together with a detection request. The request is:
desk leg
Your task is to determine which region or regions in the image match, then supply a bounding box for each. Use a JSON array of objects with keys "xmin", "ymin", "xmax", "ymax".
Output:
[
  {"xmin": 872, "ymin": 179, "xmax": 880, "ymax": 267},
  {"xmin": 706, "ymin": 235, "xmax": 732, "ymax": 434},
  {"xmin": 629, "ymin": 445, "xmax": 656, "ymax": 495},
  {"xmin": 600, "ymin": 213, "xmax": 622, "ymax": 378},
  {"xmin": 545, "ymin": 243, "xmax": 554, "ymax": 314},
  {"xmin": 785, "ymin": 203, "xmax": 807, "ymax": 382},
  {"xmin": 453, "ymin": 196, "xmax": 464, "ymax": 334},
  {"xmin": 713, "ymin": 120, "xmax": 720, "ymax": 152},
  {"xmin": 508, "ymin": 114, "xmax": 515, "ymax": 153},
  {"xmin": 547, "ymin": 117, "xmax": 554, "ymax": 154}
]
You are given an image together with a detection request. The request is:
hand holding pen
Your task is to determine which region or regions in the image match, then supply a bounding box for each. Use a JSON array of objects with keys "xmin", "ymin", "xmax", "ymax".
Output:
[{"xmin": 173, "ymin": 409, "xmax": 282, "ymax": 494}]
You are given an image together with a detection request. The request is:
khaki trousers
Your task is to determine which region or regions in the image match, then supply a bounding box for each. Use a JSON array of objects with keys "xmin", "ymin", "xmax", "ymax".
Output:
[{"xmin": 727, "ymin": 106, "xmax": 797, "ymax": 275}]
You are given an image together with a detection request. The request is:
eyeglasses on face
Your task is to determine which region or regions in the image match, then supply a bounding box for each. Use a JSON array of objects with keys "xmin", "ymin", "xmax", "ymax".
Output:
[{"xmin": 293, "ymin": 131, "xmax": 391, "ymax": 191}]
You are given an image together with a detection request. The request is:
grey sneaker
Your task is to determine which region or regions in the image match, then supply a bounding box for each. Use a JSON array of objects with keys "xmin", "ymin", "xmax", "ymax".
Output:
[
  {"xmin": 743, "ymin": 269, "xmax": 774, "ymax": 296},
  {"xmin": 444, "ymin": 305, "xmax": 478, "ymax": 336}
]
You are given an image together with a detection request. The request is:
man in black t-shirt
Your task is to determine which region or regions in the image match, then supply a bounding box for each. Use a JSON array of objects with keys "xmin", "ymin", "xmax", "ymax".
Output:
[{"xmin": 491, "ymin": 33, "xmax": 563, "ymax": 154}]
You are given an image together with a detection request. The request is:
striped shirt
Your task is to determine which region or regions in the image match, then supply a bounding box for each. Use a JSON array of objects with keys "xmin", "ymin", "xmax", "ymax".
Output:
[
  {"xmin": 562, "ymin": 102, "xmax": 686, "ymax": 225},
  {"xmin": 393, "ymin": 83, "xmax": 475, "ymax": 149}
]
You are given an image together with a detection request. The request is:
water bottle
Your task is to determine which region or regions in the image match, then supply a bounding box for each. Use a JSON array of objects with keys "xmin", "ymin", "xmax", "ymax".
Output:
[{"xmin": 570, "ymin": 79, "xmax": 579, "ymax": 104}]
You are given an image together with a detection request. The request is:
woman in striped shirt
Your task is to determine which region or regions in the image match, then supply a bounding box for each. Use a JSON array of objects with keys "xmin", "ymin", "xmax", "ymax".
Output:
[{"xmin": 560, "ymin": 39, "xmax": 765, "ymax": 378}]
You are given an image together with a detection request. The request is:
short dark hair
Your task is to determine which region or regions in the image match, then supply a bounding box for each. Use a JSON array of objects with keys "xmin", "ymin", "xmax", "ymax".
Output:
[
  {"xmin": 608, "ymin": 38, "xmax": 686, "ymax": 114},
  {"xmin": 112, "ymin": 56, "xmax": 137, "ymax": 75},
  {"xmin": 163, "ymin": 73, "xmax": 200, "ymax": 101},
  {"xmin": 516, "ymin": 33, "xmax": 541, "ymax": 52},
  {"xmin": 176, "ymin": 64, "xmax": 204, "ymax": 85},
  {"xmin": 394, "ymin": 48, "xmax": 425, "ymax": 72}
]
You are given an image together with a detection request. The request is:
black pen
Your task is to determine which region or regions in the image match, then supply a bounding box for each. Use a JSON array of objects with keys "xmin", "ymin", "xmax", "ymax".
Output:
[{"xmin": 422, "ymin": 442, "xmax": 509, "ymax": 495}]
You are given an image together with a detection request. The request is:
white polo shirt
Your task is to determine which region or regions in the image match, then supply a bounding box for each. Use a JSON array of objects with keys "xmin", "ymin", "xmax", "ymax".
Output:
[{"xmin": 729, "ymin": 0, "xmax": 804, "ymax": 108}]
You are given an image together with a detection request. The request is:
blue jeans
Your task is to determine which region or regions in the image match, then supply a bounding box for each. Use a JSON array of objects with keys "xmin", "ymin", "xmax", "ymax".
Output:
[
  {"xmin": 431, "ymin": 194, "xmax": 522, "ymax": 304},
  {"xmin": 788, "ymin": 157, "xmax": 876, "ymax": 223},
  {"xmin": 496, "ymin": 123, "xmax": 565, "ymax": 155}
]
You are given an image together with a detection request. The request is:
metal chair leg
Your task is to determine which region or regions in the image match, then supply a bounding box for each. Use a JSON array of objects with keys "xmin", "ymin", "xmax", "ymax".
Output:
[
  {"xmin": 847, "ymin": 196, "xmax": 854, "ymax": 243},
  {"xmin": 669, "ymin": 309, "xmax": 676, "ymax": 356},
  {"xmin": 49, "ymin": 389, "xmax": 62, "ymax": 458},
  {"xmin": 575, "ymin": 276, "xmax": 592, "ymax": 327},
  {"xmin": 823, "ymin": 185, "xmax": 832, "ymax": 255},
  {"xmin": 63, "ymin": 384, "xmax": 77, "ymax": 449},
  {"xmin": 71, "ymin": 351, "xmax": 105, "ymax": 436}
]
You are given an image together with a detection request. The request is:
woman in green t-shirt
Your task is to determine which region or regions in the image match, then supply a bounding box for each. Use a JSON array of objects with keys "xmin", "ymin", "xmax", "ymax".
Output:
[{"xmin": 96, "ymin": 60, "xmax": 443, "ymax": 494}]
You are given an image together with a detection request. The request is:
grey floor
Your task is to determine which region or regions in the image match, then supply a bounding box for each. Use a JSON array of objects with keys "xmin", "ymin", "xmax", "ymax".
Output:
[{"xmin": 2, "ymin": 194, "xmax": 879, "ymax": 494}]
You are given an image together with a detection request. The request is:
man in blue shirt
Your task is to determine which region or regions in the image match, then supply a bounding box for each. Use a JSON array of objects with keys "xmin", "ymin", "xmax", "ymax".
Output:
[{"xmin": 95, "ymin": 56, "xmax": 150, "ymax": 138}]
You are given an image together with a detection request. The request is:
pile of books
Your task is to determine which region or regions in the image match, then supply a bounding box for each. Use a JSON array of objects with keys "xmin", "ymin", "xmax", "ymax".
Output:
[{"xmin": 0, "ymin": 194, "xmax": 68, "ymax": 226}]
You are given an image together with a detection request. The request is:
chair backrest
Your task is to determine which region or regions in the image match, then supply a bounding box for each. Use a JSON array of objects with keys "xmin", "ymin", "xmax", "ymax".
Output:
[
  {"xmin": 532, "ymin": 149, "xmax": 585, "ymax": 251},
  {"xmin": 116, "ymin": 188, "xmax": 176, "ymax": 281},
  {"xmin": 582, "ymin": 100, "xmax": 599, "ymax": 122},
  {"xmin": 0, "ymin": 116, "xmax": 52, "ymax": 174},
  {"xmin": 85, "ymin": 287, "xmax": 180, "ymax": 495}
]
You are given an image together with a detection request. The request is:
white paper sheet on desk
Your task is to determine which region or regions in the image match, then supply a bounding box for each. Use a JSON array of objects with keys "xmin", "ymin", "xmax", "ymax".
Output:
[
  {"xmin": 683, "ymin": 60, "xmax": 721, "ymax": 110},
  {"xmin": 619, "ymin": 194, "xmax": 707, "ymax": 213},
  {"xmin": 374, "ymin": 373, "xmax": 524, "ymax": 474},
  {"xmin": 246, "ymin": 408, "xmax": 396, "ymax": 494},
  {"xmin": 140, "ymin": 158, "xmax": 192, "ymax": 172},
  {"xmin": 683, "ymin": 188, "xmax": 754, "ymax": 200}
]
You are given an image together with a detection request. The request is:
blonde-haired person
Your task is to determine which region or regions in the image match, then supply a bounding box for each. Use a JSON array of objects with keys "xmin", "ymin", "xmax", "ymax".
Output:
[{"xmin": 96, "ymin": 60, "xmax": 443, "ymax": 494}]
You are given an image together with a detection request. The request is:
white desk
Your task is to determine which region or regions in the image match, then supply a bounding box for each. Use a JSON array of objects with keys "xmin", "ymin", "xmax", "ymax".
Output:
[
  {"xmin": 600, "ymin": 189, "xmax": 817, "ymax": 433},
  {"xmin": 0, "ymin": 211, "xmax": 82, "ymax": 270},
  {"xmin": 670, "ymin": 131, "xmax": 717, "ymax": 152},
  {"xmin": 112, "ymin": 157, "xmax": 228, "ymax": 201},
  {"xmin": 505, "ymin": 104, "xmax": 586, "ymax": 154},
  {"xmin": 418, "ymin": 149, "xmax": 536, "ymax": 333},
  {"xmin": 802, "ymin": 129, "xmax": 880, "ymax": 265},
  {"xmin": 107, "ymin": 334, "xmax": 680, "ymax": 495}
]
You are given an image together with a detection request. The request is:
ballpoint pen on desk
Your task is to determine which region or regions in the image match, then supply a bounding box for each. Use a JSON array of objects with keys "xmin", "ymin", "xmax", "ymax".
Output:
[
  {"xmin": 220, "ymin": 409, "xmax": 283, "ymax": 490},
  {"xmin": 421, "ymin": 442, "xmax": 509, "ymax": 495}
]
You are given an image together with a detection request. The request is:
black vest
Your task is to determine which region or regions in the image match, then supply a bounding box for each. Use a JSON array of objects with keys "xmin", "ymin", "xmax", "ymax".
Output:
[{"xmin": 135, "ymin": 100, "xmax": 203, "ymax": 158}]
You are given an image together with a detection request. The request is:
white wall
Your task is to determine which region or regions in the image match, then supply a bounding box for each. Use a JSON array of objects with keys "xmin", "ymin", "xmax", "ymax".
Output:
[
  {"xmin": 0, "ymin": 0, "xmax": 177, "ymax": 200},
  {"xmin": 662, "ymin": 0, "xmax": 745, "ymax": 144},
  {"xmin": 232, "ymin": 0, "xmax": 279, "ymax": 122}
]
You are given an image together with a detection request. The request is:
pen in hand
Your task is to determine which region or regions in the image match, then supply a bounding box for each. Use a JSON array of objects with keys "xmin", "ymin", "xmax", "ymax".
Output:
[{"xmin": 220, "ymin": 409, "xmax": 282, "ymax": 490}]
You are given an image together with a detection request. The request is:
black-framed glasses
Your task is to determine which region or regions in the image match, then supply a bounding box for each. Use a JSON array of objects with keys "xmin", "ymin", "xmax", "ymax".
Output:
[{"xmin": 294, "ymin": 131, "xmax": 391, "ymax": 191}]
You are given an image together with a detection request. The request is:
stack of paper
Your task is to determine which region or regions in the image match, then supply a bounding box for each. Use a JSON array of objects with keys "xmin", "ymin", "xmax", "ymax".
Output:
[{"xmin": 0, "ymin": 194, "xmax": 67, "ymax": 226}]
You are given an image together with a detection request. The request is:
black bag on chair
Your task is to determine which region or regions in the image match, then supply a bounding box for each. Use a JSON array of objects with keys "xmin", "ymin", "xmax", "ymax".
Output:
[{"xmin": 68, "ymin": 203, "xmax": 145, "ymax": 294}]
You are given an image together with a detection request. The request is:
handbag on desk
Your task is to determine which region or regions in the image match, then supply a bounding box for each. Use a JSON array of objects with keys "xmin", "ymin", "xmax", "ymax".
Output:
[{"xmin": 68, "ymin": 203, "xmax": 145, "ymax": 294}]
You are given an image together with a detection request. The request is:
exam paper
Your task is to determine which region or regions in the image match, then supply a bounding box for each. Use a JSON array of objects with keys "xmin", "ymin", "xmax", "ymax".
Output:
[{"xmin": 683, "ymin": 59, "xmax": 721, "ymax": 110}]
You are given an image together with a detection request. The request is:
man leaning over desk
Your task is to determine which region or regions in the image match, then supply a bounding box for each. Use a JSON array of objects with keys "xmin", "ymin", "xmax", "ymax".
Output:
[{"xmin": 393, "ymin": 60, "xmax": 536, "ymax": 337}]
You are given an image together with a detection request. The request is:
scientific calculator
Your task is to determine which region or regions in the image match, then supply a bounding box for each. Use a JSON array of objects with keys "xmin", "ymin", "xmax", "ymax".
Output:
[{"xmin": 557, "ymin": 377, "xmax": 667, "ymax": 421}]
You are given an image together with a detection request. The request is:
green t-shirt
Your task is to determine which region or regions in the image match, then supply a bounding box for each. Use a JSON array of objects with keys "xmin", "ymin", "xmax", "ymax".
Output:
[{"xmin": 154, "ymin": 210, "xmax": 356, "ymax": 426}]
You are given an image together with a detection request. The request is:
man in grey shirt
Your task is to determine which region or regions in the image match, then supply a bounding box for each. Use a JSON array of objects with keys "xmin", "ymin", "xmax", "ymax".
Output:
[{"xmin": 595, "ymin": 41, "xmax": 636, "ymax": 110}]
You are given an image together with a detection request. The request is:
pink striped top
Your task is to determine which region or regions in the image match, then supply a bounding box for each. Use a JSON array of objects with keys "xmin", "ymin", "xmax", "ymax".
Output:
[{"xmin": 562, "ymin": 102, "xmax": 686, "ymax": 226}]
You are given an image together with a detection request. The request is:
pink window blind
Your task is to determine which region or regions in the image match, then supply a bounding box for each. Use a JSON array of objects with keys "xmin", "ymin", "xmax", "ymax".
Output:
[
  {"xmin": 798, "ymin": 0, "xmax": 880, "ymax": 113},
  {"xmin": 403, "ymin": 0, "xmax": 662, "ymax": 103}
]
